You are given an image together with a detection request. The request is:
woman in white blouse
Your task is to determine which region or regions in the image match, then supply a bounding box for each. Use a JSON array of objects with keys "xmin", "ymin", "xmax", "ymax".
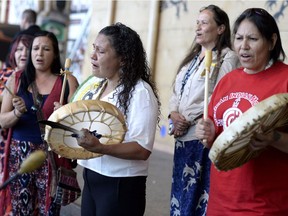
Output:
[{"xmin": 75, "ymin": 22, "xmax": 161, "ymax": 216}]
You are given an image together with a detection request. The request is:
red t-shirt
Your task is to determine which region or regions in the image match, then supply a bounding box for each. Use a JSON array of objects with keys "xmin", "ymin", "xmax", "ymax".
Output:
[{"xmin": 207, "ymin": 61, "xmax": 288, "ymax": 216}]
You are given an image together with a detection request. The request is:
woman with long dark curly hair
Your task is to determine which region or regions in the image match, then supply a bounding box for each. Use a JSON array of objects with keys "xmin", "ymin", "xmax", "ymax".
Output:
[{"xmin": 73, "ymin": 22, "xmax": 161, "ymax": 216}]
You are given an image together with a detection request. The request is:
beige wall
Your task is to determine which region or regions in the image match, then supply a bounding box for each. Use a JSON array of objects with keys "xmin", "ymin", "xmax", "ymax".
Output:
[{"xmin": 82, "ymin": 0, "xmax": 288, "ymax": 147}]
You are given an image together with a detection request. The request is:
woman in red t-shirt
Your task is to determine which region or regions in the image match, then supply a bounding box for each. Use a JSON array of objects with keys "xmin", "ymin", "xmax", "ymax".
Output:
[{"xmin": 196, "ymin": 8, "xmax": 288, "ymax": 216}]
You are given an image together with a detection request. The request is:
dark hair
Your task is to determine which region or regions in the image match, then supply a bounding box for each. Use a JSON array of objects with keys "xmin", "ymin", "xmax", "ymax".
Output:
[
  {"xmin": 98, "ymin": 22, "xmax": 161, "ymax": 122},
  {"xmin": 9, "ymin": 34, "xmax": 34, "ymax": 68},
  {"xmin": 20, "ymin": 30, "xmax": 62, "ymax": 91},
  {"xmin": 233, "ymin": 8, "xmax": 286, "ymax": 62},
  {"xmin": 177, "ymin": 4, "xmax": 231, "ymax": 72},
  {"xmin": 22, "ymin": 9, "xmax": 37, "ymax": 24}
]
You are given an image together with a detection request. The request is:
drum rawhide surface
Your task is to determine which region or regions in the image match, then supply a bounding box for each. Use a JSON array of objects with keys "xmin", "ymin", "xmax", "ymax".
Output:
[
  {"xmin": 44, "ymin": 100, "xmax": 127, "ymax": 159},
  {"xmin": 209, "ymin": 93, "xmax": 288, "ymax": 171}
]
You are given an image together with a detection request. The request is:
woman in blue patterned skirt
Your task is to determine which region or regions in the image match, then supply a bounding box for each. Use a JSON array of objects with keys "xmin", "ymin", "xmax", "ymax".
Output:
[{"xmin": 168, "ymin": 5, "xmax": 240, "ymax": 216}]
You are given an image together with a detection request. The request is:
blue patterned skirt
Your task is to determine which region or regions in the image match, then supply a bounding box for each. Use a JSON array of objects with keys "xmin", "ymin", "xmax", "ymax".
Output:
[{"xmin": 170, "ymin": 139, "xmax": 211, "ymax": 216}]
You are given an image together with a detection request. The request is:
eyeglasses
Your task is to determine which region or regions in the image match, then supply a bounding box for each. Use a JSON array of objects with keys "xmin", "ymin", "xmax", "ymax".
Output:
[{"xmin": 31, "ymin": 94, "xmax": 43, "ymax": 113}]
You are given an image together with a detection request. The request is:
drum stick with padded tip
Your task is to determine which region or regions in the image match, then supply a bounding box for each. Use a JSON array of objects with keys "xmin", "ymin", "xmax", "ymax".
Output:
[
  {"xmin": 203, "ymin": 50, "xmax": 212, "ymax": 144},
  {"xmin": 59, "ymin": 58, "xmax": 72, "ymax": 105},
  {"xmin": 0, "ymin": 150, "xmax": 46, "ymax": 190}
]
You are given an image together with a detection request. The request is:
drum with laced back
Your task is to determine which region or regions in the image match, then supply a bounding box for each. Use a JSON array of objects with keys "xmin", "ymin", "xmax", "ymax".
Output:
[
  {"xmin": 44, "ymin": 100, "xmax": 127, "ymax": 159},
  {"xmin": 209, "ymin": 93, "xmax": 288, "ymax": 171}
]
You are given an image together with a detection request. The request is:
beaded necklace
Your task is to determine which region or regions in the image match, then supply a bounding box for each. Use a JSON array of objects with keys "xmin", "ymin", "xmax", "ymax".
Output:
[{"xmin": 179, "ymin": 53, "xmax": 204, "ymax": 99}]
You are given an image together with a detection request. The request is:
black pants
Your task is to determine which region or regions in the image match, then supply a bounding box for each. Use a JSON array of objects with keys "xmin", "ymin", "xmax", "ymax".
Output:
[{"xmin": 81, "ymin": 168, "xmax": 147, "ymax": 216}]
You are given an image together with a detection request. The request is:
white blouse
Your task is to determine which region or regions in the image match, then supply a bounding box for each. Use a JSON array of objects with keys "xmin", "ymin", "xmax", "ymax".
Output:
[
  {"xmin": 169, "ymin": 48, "xmax": 240, "ymax": 141},
  {"xmin": 78, "ymin": 79, "xmax": 159, "ymax": 177}
]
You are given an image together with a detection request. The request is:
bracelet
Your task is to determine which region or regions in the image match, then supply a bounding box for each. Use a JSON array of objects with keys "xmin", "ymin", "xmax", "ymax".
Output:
[{"xmin": 13, "ymin": 109, "xmax": 21, "ymax": 118}]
